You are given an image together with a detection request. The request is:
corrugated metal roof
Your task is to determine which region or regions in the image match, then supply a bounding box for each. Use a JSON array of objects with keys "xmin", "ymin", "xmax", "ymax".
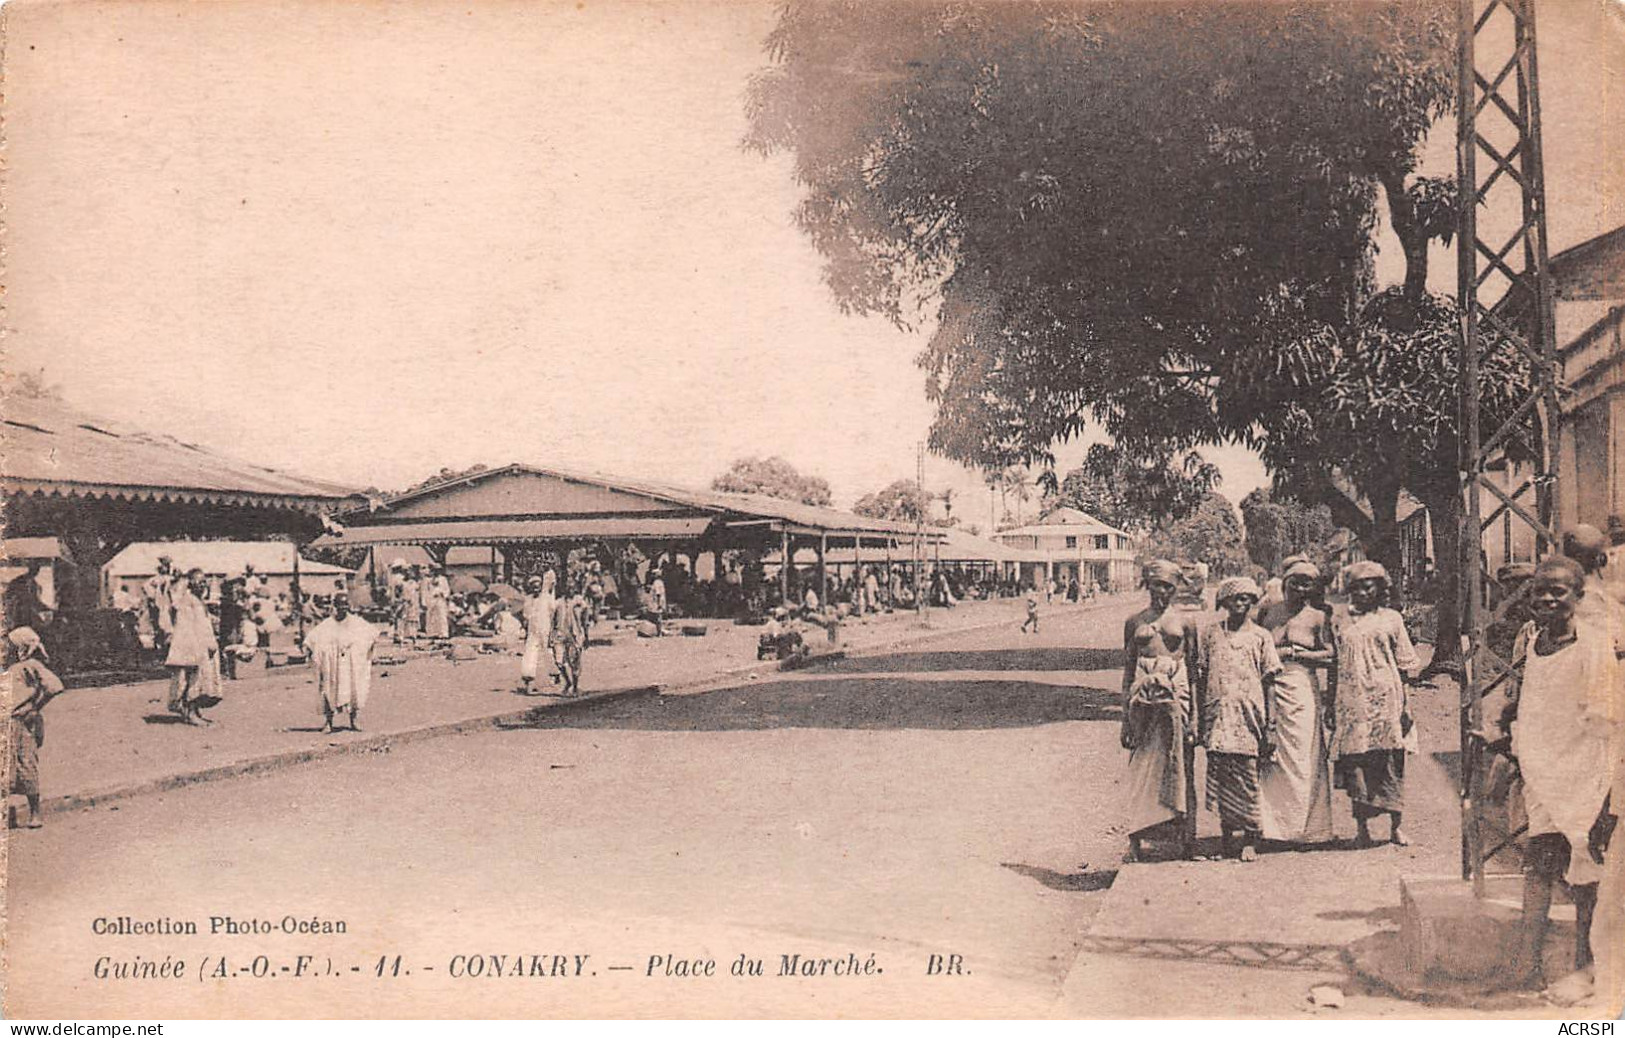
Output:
[
  {"xmin": 313, "ymin": 516, "xmax": 717, "ymax": 548},
  {"xmin": 103, "ymin": 541, "xmax": 353, "ymax": 578},
  {"xmin": 1, "ymin": 396, "xmax": 359, "ymax": 507},
  {"xmin": 370, "ymin": 463, "xmax": 928, "ymax": 537}
]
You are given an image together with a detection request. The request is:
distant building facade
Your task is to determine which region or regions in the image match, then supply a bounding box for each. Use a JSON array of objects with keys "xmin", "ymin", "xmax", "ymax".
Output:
[{"xmin": 992, "ymin": 507, "xmax": 1138, "ymax": 591}]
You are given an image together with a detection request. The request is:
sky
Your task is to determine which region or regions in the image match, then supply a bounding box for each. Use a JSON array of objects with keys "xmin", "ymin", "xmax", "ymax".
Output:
[{"xmin": 3, "ymin": 0, "xmax": 1621, "ymax": 530}]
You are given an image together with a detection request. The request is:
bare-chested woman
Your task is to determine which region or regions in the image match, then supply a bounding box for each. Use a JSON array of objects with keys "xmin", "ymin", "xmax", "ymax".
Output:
[
  {"xmin": 1255, "ymin": 556, "xmax": 1337, "ymax": 846},
  {"xmin": 1120, "ymin": 559, "xmax": 1199, "ymax": 861}
]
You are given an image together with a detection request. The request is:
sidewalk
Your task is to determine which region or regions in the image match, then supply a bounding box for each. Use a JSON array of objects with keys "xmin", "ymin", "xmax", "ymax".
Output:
[
  {"xmin": 1054, "ymin": 670, "xmax": 1570, "ymax": 1018},
  {"xmin": 37, "ymin": 595, "xmax": 1122, "ymax": 816}
]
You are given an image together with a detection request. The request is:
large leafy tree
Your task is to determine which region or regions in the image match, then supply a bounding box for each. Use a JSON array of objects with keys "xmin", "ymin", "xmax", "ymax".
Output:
[
  {"xmin": 852, "ymin": 479, "xmax": 930, "ymax": 523},
  {"xmin": 747, "ymin": 0, "xmax": 1525, "ymax": 659},
  {"xmin": 1051, "ymin": 444, "xmax": 1220, "ymax": 533},
  {"xmin": 1141, "ymin": 492, "xmax": 1250, "ymax": 579},
  {"xmin": 711, "ymin": 455, "xmax": 834, "ymax": 507},
  {"xmin": 1239, "ymin": 488, "xmax": 1337, "ymax": 574}
]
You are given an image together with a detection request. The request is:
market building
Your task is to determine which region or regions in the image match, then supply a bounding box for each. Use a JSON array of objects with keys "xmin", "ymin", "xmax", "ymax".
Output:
[
  {"xmin": 1, "ymin": 396, "xmax": 361, "ymax": 670},
  {"xmin": 312, "ymin": 463, "xmax": 939, "ymax": 611}
]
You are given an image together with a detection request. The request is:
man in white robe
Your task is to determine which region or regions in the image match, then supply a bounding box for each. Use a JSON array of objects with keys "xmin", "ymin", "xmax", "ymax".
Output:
[
  {"xmin": 519, "ymin": 573, "xmax": 556, "ymax": 694},
  {"xmin": 306, "ymin": 592, "xmax": 377, "ymax": 733},
  {"xmin": 165, "ymin": 569, "xmax": 221, "ymax": 724}
]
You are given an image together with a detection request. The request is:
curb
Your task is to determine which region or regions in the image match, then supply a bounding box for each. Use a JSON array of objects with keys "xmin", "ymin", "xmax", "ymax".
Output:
[
  {"xmin": 42, "ymin": 684, "xmax": 661, "ymax": 819},
  {"xmin": 41, "ymin": 596, "xmax": 1129, "ymax": 816}
]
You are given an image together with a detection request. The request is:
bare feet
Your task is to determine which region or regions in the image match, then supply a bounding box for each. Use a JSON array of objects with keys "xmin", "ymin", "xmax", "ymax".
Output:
[
  {"xmin": 1545, "ymin": 969, "xmax": 1595, "ymax": 1006},
  {"xmin": 1240, "ymin": 844, "xmax": 1258, "ymax": 862},
  {"xmin": 24, "ymin": 816, "xmax": 44, "ymax": 829},
  {"xmin": 1390, "ymin": 827, "xmax": 1411, "ymax": 847}
]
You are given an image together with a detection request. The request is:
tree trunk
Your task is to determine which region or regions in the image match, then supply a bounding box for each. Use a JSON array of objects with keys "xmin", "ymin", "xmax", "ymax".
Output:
[
  {"xmin": 1366, "ymin": 481, "xmax": 1404, "ymax": 608},
  {"xmin": 1421, "ymin": 483, "xmax": 1465, "ymax": 674},
  {"xmin": 1381, "ymin": 168, "xmax": 1430, "ymax": 301}
]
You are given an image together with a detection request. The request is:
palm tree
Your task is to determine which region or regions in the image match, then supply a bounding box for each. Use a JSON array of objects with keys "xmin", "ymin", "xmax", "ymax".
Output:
[
  {"xmin": 984, "ymin": 469, "xmax": 1006, "ymax": 531},
  {"xmin": 1001, "ymin": 467, "xmax": 1032, "ymax": 525},
  {"xmin": 939, "ymin": 487, "xmax": 957, "ymax": 525}
]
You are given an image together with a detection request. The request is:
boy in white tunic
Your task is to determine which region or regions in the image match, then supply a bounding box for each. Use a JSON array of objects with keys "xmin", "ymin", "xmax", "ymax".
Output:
[{"xmin": 1503, "ymin": 557, "xmax": 1619, "ymax": 1002}]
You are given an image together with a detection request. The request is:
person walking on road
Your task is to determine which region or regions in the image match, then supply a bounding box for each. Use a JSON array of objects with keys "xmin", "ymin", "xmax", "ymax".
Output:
[
  {"xmin": 306, "ymin": 591, "xmax": 377, "ymax": 733},
  {"xmin": 1020, "ymin": 592, "xmax": 1040, "ymax": 634},
  {"xmin": 519, "ymin": 573, "xmax": 557, "ymax": 695},
  {"xmin": 551, "ymin": 588, "xmax": 587, "ymax": 697},
  {"xmin": 165, "ymin": 568, "xmax": 222, "ymax": 725},
  {"xmin": 1255, "ymin": 556, "xmax": 1336, "ymax": 846},
  {"xmin": 1194, "ymin": 577, "xmax": 1282, "ymax": 862},
  {"xmin": 1119, "ymin": 559, "xmax": 1198, "ymax": 861},
  {"xmin": 1330, "ymin": 561, "xmax": 1421, "ymax": 848}
]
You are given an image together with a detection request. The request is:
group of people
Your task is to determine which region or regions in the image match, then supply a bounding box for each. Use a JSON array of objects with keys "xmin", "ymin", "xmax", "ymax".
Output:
[
  {"xmin": 1119, "ymin": 554, "xmax": 1407, "ymax": 864},
  {"xmin": 1119, "ymin": 524, "xmax": 1623, "ymax": 1003},
  {"xmin": 516, "ymin": 571, "xmax": 592, "ymax": 696},
  {"xmin": 386, "ymin": 561, "xmax": 453, "ymax": 642}
]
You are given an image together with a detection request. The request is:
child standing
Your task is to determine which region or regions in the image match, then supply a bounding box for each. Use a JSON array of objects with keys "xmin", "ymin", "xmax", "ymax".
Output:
[
  {"xmin": 1330, "ymin": 561, "xmax": 1421, "ymax": 847},
  {"xmin": 1195, "ymin": 577, "xmax": 1283, "ymax": 861},
  {"xmin": 1500, "ymin": 557, "xmax": 1619, "ymax": 1003},
  {"xmin": 5, "ymin": 627, "xmax": 64, "ymax": 830}
]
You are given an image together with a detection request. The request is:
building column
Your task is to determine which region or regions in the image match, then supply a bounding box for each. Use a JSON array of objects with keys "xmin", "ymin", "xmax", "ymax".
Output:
[
  {"xmin": 779, "ymin": 528, "xmax": 790, "ymax": 604},
  {"xmin": 818, "ymin": 532, "xmax": 828, "ymax": 605}
]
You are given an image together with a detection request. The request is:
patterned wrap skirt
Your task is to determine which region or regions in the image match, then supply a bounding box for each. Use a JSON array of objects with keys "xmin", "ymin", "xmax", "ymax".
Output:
[
  {"xmin": 1205, "ymin": 751, "xmax": 1261, "ymax": 831},
  {"xmin": 1334, "ymin": 749, "xmax": 1405, "ymax": 815}
]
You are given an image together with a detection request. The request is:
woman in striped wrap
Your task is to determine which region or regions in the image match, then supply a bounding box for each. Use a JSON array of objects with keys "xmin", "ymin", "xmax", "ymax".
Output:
[{"xmin": 1196, "ymin": 577, "xmax": 1283, "ymax": 861}]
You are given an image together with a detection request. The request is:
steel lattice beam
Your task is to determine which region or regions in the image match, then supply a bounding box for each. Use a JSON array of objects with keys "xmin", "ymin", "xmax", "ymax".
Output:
[{"xmin": 1456, "ymin": 0, "xmax": 1564, "ymax": 893}]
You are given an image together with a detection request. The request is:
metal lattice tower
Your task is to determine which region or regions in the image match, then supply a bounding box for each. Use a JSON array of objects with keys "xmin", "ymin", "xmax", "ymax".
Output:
[{"xmin": 1456, "ymin": 0, "xmax": 1564, "ymax": 892}]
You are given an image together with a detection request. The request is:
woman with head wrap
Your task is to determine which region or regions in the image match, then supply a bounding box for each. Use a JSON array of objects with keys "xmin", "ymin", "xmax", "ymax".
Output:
[
  {"xmin": 1331, "ymin": 561, "xmax": 1422, "ymax": 847},
  {"xmin": 5, "ymin": 627, "xmax": 64, "ymax": 829},
  {"xmin": 1195, "ymin": 576, "xmax": 1284, "ymax": 861},
  {"xmin": 1119, "ymin": 559, "xmax": 1199, "ymax": 861},
  {"xmin": 1255, "ymin": 556, "xmax": 1336, "ymax": 846}
]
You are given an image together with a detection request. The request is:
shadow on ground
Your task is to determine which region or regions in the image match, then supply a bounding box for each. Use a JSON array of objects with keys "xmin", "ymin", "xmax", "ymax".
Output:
[
  {"xmin": 834, "ymin": 647, "xmax": 1126, "ymax": 675},
  {"xmin": 500, "ymin": 676, "xmax": 1123, "ymax": 732},
  {"xmin": 1003, "ymin": 862, "xmax": 1120, "ymax": 892}
]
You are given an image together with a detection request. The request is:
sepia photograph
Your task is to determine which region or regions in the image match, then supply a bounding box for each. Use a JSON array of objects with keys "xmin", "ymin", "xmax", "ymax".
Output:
[{"xmin": 1, "ymin": 0, "xmax": 1622, "ymax": 1022}]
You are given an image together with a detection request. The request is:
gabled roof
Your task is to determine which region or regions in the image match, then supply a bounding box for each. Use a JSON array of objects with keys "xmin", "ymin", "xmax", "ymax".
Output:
[
  {"xmin": 996, "ymin": 507, "xmax": 1129, "ymax": 539},
  {"xmin": 358, "ymin": 463, "xmax": 929, "ymax": 539},
  {"xmin": 1, "ymin": 395, "xmax": 359, "ymax": 510}
]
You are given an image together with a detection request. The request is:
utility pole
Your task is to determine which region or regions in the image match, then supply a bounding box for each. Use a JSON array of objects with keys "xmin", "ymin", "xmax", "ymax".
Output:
[
  {"xmin": 1456, "ymin": 0, "xmax": 1562, "ymax": 894},
  {"xmin": 915, "ymin": 441, "xmax": 927, "ymax": 618}
]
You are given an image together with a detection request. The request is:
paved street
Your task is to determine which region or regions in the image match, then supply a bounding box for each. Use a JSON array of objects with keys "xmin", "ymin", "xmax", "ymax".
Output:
[
  {"xmin": 2, "ymin": 595, "xmax": 1568, "ymax": 1018},
  {"xmin": 32, "ymin": 596, "xmax": 1055, "ymax": 809}
]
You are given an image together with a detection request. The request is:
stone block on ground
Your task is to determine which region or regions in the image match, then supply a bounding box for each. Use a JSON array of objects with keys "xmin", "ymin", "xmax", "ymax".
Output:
[
  {"xmin": 680, "ymin": 623, "xmax": 708, "ymax": 637},
  {"xmin": 1347, "ymin": 873, "xmax": 1576, "ymax": 1004}
]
